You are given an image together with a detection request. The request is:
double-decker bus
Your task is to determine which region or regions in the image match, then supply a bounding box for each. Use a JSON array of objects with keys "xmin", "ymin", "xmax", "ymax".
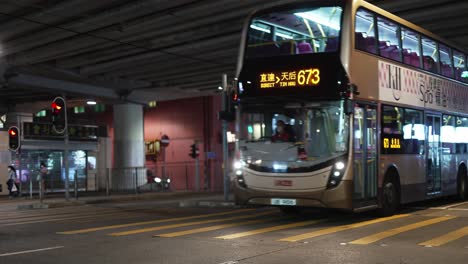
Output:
[{"xmin": 232, "ymin": 0, "xmax": 468, "ymax": 215}]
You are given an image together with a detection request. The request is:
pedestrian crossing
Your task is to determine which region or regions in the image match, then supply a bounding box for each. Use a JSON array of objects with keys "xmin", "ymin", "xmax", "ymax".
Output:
[
  {"xmin": 2, "ymin": 204, "xmax": 467, "ymax": 248},
  {"xmin": 53, "ymin": 208, "xmax": 468, "ymax": 248},
  {"xmin": 0, "ymin": 205, "xmax": 149, "ymax": 227}
]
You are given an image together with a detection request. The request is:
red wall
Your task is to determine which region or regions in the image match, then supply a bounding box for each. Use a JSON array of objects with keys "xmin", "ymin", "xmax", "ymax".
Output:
[
  {"xmin": 95, "ymin": 95, "xmax": 224, "ymax": 192},
  {"xmin": 144, "ymin": 96, "xmax": 224, "ymax": 191}
]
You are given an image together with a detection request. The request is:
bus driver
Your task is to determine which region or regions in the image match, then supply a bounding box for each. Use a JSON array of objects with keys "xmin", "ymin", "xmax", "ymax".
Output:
[{"xmin": 272, "ymin": 120, "xmax": 294, "ymax": 142}]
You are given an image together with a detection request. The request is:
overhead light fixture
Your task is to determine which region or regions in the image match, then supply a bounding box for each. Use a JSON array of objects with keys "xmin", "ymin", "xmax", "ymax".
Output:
[
  {"xmin": 86, "ymin": 100, "xmax": 97, "ymax": 105},
  {"xmin": 218, "ymin": 86, "xmax": 223, "ymax": 90},
  {"xmin": 148, "ymin": 101, "xmax": 157, "ymax": 108},
  {"xmin": 250, "ymin": 24, "xmax": 293, "ymax": 39}
]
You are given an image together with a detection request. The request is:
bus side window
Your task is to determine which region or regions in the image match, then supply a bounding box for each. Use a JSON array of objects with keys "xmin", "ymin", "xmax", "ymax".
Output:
[{"xmin": 421, "ymin": 37, "xmax": 439, "ymax": 74}]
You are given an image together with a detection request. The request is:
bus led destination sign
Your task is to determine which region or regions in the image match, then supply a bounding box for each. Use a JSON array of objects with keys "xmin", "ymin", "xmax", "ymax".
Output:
[
  {"xmin": 259, "ymin": 68, "xmax": 320, "ymax": 89},
  {"xmin": 383, "ymin": 137, "xmax": 401, "ymax": 149}
]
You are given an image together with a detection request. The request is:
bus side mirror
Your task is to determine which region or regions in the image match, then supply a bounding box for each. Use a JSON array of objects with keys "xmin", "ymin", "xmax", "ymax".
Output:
[{"xmin": 344, "ymin": 99, "xmax": 354, "ymax": 115}]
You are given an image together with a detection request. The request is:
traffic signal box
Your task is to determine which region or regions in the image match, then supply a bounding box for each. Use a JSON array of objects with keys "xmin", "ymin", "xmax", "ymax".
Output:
[
  {"xmin": 189, "ymin": 144, "xmax": 200, "ymax": 159},
  {"xmin": 51, "ymin": 97, "xmax": 67, "ymax": 134},
  {"xmin": 8, "ymin": 126, "xmax": 20, "ymax": 151}
]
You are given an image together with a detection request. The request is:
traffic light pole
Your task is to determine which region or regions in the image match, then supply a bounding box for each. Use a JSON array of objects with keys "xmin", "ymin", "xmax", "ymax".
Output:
[
  {"xmin": 195, "ymin": 153, "xmax": 200, "ymax": 192},
  {"xmin": 63, "ymin": 97, "xmax": 70, "ymax": 201},
  {"xmin": 64, "ymin": 128, "xmax": 70, "ymax": 201},
  {"xmin": 222, "ymin": 74, "xmax": 230, "ymax": 201}
]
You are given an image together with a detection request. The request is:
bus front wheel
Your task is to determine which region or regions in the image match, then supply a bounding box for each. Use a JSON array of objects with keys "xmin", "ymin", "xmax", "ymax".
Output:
[
  {"xmin": 457, "ymin": 170, "xmax": 468, "ymax": 201},
  {"xmin": 377, "ymin": 176, "xmax": 400, "ymax": 216}
]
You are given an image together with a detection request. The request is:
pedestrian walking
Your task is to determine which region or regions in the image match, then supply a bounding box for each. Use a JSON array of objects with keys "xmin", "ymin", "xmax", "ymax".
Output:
[{"xmin": 7, "ymin": 165, "xmax": 19, "ymax": 197}]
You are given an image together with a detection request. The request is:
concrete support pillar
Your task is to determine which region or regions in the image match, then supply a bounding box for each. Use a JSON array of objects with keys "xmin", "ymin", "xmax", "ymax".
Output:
[
  {"xmin": 113, "ymin": 103, "xmax": 145, "ymax": 190},
  {"xmin": 113, "ymin": 103, "xmax": 145, "ymax": 168}
]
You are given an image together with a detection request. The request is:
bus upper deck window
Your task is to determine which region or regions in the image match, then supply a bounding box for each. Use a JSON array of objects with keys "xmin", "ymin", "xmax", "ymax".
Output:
[
  {"xmin": 439, "ymin": 44, "xmax": 453, "ymax": 78},
  {"xmin": 401, "ymin": 28, "xmax": 421, "ymax": 68},
  {"xmin": 377, "ymin": 16, "xmax": 401, "ymax": 62},
  {"xmin": 355, "ymin": 9, "xmax": 377, "ymax": 54},
  {"xmin": 453, "ymin": 50, "xmax": 466, "ymax": 81},
  {"xmin": 247, "ymin": 6, "xmax": 343, "ymax": 59},
  {"xmin": 421, "ymin": 37, "xmax": 439, "ymax": 74}
]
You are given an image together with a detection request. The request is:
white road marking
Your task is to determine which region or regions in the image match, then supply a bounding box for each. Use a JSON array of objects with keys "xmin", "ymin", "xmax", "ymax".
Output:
[
  {"xmin": 0, "ymin": 246, "xmax": 64, "ymax": 257},
  {"xmin": 407, "ymin": 201, "xmax": 468, "ymax": 210},
  {"xmin": 432, "ymin": 201, "xmax": 468, "ymax": 210}
]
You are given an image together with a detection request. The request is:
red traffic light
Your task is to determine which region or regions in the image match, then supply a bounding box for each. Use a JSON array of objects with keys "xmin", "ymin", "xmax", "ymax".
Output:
[
  {"xmin": 52, "ymin": 102, "xmax": 62, "ymax": 112},
  {"xmin": 51, "ymin": 96, "xmax": 67, "ymax": 134},
  {"xmin": 8, "ymin": 126, "xmax": 20, "ymax": 151}
]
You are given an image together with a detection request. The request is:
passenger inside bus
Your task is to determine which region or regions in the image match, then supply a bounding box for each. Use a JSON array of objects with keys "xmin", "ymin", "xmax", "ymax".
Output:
[{"xmin": 272, "ymin": 120, "xmax": 295, "ymax": 142}]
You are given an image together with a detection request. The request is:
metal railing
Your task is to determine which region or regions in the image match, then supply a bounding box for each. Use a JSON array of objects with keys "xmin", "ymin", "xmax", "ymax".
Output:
[
  {"xmin": 10, "ymin": 161, "xmax": 225, "ymax": 199},
  {"xmin": 109, "ymin": 167, "xmax": 147, "ymax": 193}
]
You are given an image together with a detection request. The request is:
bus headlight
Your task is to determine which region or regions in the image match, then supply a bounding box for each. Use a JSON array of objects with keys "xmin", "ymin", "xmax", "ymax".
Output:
[
  {"xmin": 327, "ymin": 161, "xmax": 346, "ymax": 189},
  {"xmin": 234, "ymin": 160, "xmax": 243, "ymax": 170},
  {"xmin": 335, "ymin": 161, "xmax": 345, "ymax": 170}
]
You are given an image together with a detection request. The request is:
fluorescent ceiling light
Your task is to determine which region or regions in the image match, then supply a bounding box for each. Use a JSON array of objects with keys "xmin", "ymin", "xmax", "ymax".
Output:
[
  {"xmin": 250, "ymin": 24, "xmax": 270, "ymax": 33},
  {"xmin": 295, "ymin": 11, "xmax": 340, "ymax": 30},
  {"xmin": 86, "ymin": 101, "xmax": 97, "ymax": 105},
  {"xmin": 250, "ymin": 25, "xmax": 293, "ymax": 39}
]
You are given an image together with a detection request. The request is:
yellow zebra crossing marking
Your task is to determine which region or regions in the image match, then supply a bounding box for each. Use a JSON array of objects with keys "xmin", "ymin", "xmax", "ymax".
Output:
[
  {"xmin": 58, "ymin": 209, "xmax": 253, "ymax": 235},
  {"xmin": 2, "ymin": 211, "xmax": 130, "ymax": 226},
  {"xmin": 419, "ymin": 226, "xmax": 468, "ymax": 247},
  {"xmin": 350, "ymin": 216, "xmax": 456, "ymax": 245},
  {"xmin": 216, "ymin": 219, "xmax": 327, "ymax": 240},
  {"xmin": 155, "ymin": 217, "xmax": 282, "ymax": 238},
  {"xmin": 0, "ymin": 208, "xmax": 117, "ymax": 221},
  {"xmin": 278, "ymin": 214, "xmax": 410, "ymax": 242},
  {"xmin": 109, "ymin": 211, "xmax": 276, "ymax": 237}
]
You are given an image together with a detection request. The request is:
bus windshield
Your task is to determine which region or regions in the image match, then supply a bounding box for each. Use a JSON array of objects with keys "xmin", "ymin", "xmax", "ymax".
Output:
[
  {"xmin": 246, "ymin": 6, "xmax": 343, "ymax": 59},
  {"xmin": 238, "ymin": 100, "xmax": 349, "ymax": 170}
]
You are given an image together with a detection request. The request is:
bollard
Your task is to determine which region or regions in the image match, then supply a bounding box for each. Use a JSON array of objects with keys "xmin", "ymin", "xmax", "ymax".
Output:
[
  {"xmin": 74, "ymin": 170, "xmax": 78, "ymax": 200},
  {"xmin": 29, "ymin": 174, "xmax": 33, "ymax": 200},
  {"xmin": 185, "ymin": 164, "xmax": 188, "ymax": 191},
  {"xmin": 134, "ymin": 168, "xmax": 138, "ymax": 194},
  {"xmin": 39, "ymin": 175, "xmax": 43, "ymax": 204},
  {"xmin": 106, "ymin": 168, "xmax": 110, "ymax": 196}
]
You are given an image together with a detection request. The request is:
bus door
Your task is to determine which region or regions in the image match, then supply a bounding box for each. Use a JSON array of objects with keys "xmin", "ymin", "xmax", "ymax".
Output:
[
  {"xmin": 425, "ymin": 114, "xmax": 442, "ymax": 194},
  {"xmin": 353, "ymin": 103, "xmax": 378, "ymax": 203}
]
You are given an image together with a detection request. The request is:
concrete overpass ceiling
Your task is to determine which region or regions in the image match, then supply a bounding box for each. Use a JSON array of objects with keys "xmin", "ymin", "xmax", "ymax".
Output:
[{"xmin": 0, "ymin": 0, "xmax": 466, "ymax": 107}]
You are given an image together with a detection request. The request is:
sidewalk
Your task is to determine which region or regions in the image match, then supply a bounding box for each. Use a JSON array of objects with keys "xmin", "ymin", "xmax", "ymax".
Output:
[{"xmin": 0, "ymin": 191, "xmax": 236, "ymax": 210}]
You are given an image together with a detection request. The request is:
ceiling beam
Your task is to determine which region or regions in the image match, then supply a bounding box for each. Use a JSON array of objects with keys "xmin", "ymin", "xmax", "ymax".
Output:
[
  {"xmin": 80, "ymin": 33, "xmax": 239, "ymax": 75},
  {"xmin": 8, "ymin": 73, "xmax": 119, "ymax": 99}
]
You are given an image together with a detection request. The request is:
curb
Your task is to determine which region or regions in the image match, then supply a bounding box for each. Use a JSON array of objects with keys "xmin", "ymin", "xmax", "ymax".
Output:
[{"xmin": 12, "ymin": 192, "xmax": 231, "ymax": 209}]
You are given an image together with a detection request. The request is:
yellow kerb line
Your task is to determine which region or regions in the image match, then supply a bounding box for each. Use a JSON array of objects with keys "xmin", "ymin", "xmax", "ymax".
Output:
[
  {"xmin": 350, "ymin": 216, "xmax": 456, "ymax": 245},
  {"xmin": 57, "ymin": 209, "xmax": 253, "ymax": 235},
  {"xmin": 109, "ymin": 211, "xmax": 276, "ymax": 237},
  {"xmin": 217, "ymin": 219, "xmax": 327, "ymax": 240},
  {"xmin": 278, "ymin": 214, "xmax": 410, "ymax": 242},
  {"xmin": 419, "ymin": 226, "xmax": 468, "ymax": 247},
  {"xmin": 155, "ymin": 217, "xmax": 280, "ymax": 238}
]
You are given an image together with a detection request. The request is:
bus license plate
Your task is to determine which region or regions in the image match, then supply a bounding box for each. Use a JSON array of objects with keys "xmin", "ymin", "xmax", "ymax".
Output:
[{"xmin": 271, "ymin": 198, "xmax": 296, "ymax": 206}]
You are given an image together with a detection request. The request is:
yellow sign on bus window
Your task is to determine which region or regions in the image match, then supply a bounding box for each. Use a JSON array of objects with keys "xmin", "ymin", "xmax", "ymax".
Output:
[
  {"xmin": 383, "ymin": 138, "xmax": 401, "ymax": 149},
  {"xmin": 259, "ymin": 68, "xmax": 320, "ymax": 89}
]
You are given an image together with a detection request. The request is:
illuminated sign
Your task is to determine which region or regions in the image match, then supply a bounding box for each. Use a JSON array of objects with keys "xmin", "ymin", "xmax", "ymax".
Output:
[
  {"xmin": 383, "ymin": 138, "xmax": 401, "ymax": 149},
  {"xmin": 259, "ymin": 68, "xmax": 320, "ymax": 89}
]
